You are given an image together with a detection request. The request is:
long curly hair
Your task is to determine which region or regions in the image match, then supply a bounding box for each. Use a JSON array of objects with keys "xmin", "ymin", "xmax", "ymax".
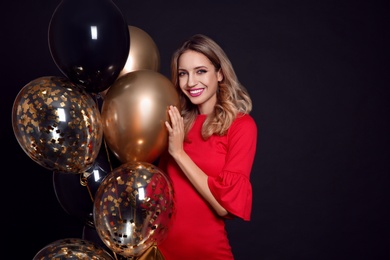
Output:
[{"xmin": 170, "ymin": 34, "xmax": 252, "ymax": 140}]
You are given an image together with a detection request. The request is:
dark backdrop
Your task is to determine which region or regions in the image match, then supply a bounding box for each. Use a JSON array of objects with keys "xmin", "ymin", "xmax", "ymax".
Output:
[{"xmin": 1, "ymin": 1, "xmax": 389, "ymax": 259}]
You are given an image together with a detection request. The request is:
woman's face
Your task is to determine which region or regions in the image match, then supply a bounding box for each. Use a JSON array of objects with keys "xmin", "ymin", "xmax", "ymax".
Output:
[{"xmin": 177, "ymin": 50, "xmax": 223, "ymax": 115}]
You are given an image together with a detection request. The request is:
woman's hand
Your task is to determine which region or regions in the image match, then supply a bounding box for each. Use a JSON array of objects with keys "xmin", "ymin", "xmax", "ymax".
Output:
[{"xmin": 165, "ymin": 105, "xmax": 185, "ymax": 159}]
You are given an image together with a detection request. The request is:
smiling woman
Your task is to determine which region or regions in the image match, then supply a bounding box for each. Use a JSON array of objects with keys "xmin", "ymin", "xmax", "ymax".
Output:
[{"xmin": 157, "ymin": 34, "xmax": 258, "ymax": 260}]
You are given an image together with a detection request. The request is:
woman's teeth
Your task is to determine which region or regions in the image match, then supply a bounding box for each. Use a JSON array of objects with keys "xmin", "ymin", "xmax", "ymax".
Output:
[{"xmin": 189, "ymin": 88, "xmax": 203, "ymax": 97}]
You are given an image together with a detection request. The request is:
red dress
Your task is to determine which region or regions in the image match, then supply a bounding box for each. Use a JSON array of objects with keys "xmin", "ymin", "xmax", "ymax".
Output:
[{"xmin": 158, "ymin": 114, "xmax": 257, "ymax": 260}]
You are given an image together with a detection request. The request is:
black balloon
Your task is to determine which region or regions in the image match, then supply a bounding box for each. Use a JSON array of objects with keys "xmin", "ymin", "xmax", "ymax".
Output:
[
  {"xmin": 53, "ymin": 143, "xmax": 113, "ymax": 226},
  {"xmin": 48, "ymin": 0, "xmax": 130, "ymax": 93},
  {"xmin": 53, "ymin": 171, "xmax": 94, "ymax": 226}
]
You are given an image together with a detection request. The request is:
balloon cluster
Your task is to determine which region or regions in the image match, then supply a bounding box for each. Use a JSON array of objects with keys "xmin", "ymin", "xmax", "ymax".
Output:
[{"xmin": 12, "ymin": 0, "xmax": 178, "ymax": 259}]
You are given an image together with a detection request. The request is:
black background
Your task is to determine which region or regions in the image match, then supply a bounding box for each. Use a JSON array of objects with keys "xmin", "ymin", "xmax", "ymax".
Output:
[{"xmin": 1, "ymin": 1, "xmax": 389, "ymax": 259}]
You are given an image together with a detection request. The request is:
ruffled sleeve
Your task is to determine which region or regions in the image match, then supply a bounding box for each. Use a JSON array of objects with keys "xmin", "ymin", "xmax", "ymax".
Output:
[{"xmin": 208, "ymin": 114, "xmax": 257, "ymax": 221}]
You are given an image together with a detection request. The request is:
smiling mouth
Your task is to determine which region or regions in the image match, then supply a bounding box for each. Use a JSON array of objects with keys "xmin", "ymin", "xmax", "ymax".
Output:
[{"xmin": 188, "ymin": 88, "xmax": 204, "ymax": 97}]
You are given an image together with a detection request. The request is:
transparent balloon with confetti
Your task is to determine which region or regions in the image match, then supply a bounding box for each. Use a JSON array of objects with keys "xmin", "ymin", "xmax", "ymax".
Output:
[
  {"xmin": 12, "ymin": 76, "xmax": 103, "ymax": 174},
  {"xmin": 33, "ymin": 238, "xmax": 114, "ymax": 259},
  {"xmin": 93, "ymin": 161, "xmax": 175, "ymax": 258}
]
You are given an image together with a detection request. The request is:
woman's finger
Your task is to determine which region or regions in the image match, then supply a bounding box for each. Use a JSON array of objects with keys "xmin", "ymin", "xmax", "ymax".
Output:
[{"xmin": 165, "ymin": 120, "xmax": 172, "ymax": 132}]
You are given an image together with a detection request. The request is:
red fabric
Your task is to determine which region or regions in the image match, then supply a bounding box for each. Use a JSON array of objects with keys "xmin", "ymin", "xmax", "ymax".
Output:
[{"xmin": 158, "ymin": 114, "xmax": 257, "ymax": 260}]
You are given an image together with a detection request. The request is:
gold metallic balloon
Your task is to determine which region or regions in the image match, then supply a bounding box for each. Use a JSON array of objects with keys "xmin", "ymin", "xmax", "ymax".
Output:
[
  {"xmin": 99, "ymin": 26, "xmax": 160, "ymax": 98},
  {"xmin": 33, "ymin": 238, "xmax": 114, "ymax": 260},
  {"xmin": 101, "ymin": 70, "xmax": 179, "ymax": 163},
  {"xmin": 118, "ymin": 25, "xmax": 160, "ymax": 78},
  {"xmin": 12, "ymin": 76, "xmax": 103, "ymax": 173},
  {"xmin": 93, "ymin": 161, "xmax": 175, "ymax": 258}
]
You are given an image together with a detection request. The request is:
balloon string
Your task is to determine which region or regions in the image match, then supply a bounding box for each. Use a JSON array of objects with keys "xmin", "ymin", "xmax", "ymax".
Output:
[
  {"xmin": 103, "ymin": 137, "xmax": 114, "ymax": 172},
  {"xmin": 80, "ymin": 173, "xmax": 94, "ymax": 202},
  {"xmin": 94, "ymin": 91, "xmax": 115, "ymax": 172}
]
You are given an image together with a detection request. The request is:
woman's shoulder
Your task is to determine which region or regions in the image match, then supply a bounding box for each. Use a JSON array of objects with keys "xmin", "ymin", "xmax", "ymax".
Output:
[
  {"xmin": 234, "ymin": 113, "xmax": 257, "ymax": 126},
  {"xmin": 229, "ymin": 113, "xmax": 257, "ymax": 133}
]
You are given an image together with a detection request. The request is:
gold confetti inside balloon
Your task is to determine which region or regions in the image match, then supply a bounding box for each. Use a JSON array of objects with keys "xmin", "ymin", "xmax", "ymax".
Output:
[
  {"xmin": 12, "ymin": 76, "xmax": 103, "ymax": 173},
  {"xmin": 33, "ymin": 238, "xmax": 114, "ymax": 259},
  {"xmin": 93, "ymin": 161, "xmax": 175, "ymax": 258}
]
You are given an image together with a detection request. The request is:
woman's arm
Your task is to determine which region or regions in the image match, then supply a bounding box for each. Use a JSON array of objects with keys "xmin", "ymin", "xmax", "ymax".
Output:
[{"xmin": 165, "ymin": 105, "xmax": 228, "ymax": 217}]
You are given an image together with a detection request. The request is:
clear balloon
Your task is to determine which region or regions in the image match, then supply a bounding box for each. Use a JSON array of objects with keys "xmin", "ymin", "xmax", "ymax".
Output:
[
  {"xmin": 82, "ymin": 225, "xmax": 164, "ymax": 260},
  {"xmin": 93, "ymin": 161, "xmax": 175, "ymax": 258},
  {"xmin": 33, "ymin": 238, "xmax": 114, "ymax": 260},
  {"xmin": 118, "ymin": 25, "xmax": 161, "ymax": 77},
  {"xmin": 101, "ymin": 70, "xmax": 179, "ymax": 164},
  {"xmin": 48, "ymin": 0, "xmax": 130, "ymax": 93},
  {"xmin": 12, "ymin": 76, "xmax": 103, "ymax": 173}
]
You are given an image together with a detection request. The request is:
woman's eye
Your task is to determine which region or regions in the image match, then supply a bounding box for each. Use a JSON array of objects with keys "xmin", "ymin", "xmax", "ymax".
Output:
[
  {"xmin": 178, "ymin": 71, "xmax": 186, "ymax": 77},
  {"xmin": 197, "ymin": 69, "xmax": 207, "ymax": 74}
]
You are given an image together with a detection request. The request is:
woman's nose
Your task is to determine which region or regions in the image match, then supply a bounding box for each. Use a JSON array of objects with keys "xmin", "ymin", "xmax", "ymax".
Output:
[{"xmin": 187, "ymin": 74, "xmax": 198, "ymax": 87}]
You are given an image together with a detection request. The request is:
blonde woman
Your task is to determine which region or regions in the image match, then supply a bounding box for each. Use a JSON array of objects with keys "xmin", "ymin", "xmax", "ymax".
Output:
[{"xmin": 159, "ymin": 34, "xmax": 257, "ymax": 259}]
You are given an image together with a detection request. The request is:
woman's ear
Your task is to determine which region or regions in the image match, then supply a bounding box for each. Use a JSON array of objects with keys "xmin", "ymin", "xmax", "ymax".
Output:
[{"xmin": 217, "ymin": 69, "xmax": 224, "ymax": 82}]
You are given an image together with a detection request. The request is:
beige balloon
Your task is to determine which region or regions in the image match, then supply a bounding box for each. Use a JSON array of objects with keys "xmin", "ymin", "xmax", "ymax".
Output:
[
  {"xmin": 100, "ymin": 26, "xmax": 161, "ymax": 98},
  {"xmin": 101, "ymin": 70, "xmax": 179, "ymax": 164},
  {"xmin": 119, "ymin": 25, "xmax": 161, "ymax": 77}
]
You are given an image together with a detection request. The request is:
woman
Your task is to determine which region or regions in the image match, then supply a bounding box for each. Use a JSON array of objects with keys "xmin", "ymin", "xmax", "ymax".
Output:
[{"xmin": 158, "ymin": 34, "xmax": 257, "ymax": 259}]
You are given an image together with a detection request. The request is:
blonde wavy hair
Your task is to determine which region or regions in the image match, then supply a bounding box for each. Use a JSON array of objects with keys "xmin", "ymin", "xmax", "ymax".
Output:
[{"xmin": 170, "ymin": 34, "xmax": 252, "ymax": 140}]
